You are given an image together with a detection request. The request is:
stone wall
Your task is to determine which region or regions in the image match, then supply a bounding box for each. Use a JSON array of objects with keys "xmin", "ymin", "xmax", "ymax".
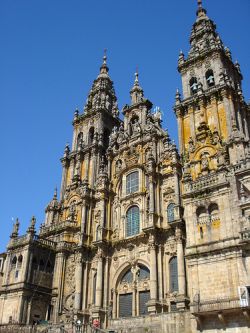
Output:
[{"xmin": 110, "ymin": 312, "xmax": 192, "ymax": 333}]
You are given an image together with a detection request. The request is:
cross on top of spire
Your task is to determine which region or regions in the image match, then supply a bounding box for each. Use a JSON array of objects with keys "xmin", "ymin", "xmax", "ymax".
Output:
[{"xmin": 103, "ymin": 48, "xmax": 107, "ymax": 65}]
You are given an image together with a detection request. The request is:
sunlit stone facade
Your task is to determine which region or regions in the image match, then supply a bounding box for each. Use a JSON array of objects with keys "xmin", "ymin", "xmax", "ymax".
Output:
[{"xmin": 1, "ymin": 2, "xmax": 250, "ymax": 332}]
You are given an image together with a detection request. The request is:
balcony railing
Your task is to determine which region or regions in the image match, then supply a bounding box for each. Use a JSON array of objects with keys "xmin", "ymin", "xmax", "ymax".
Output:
[{"xmin": 192, "ymin": 296, "xmax": 248, "ymax": 314}]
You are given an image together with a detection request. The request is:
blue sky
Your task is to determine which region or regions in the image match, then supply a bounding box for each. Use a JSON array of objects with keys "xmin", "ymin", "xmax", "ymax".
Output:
[{"xmin": 0, "ymin": 0, "xmax": 249, "ymax": 252}]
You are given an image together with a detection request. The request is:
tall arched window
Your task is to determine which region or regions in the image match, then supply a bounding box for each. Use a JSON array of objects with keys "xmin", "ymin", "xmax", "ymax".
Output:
[
  {"xmin": 17, "ymin": 255, "xmax": 23, "ymax": 268},
  {"xmin": 169, "ymin": 257, "xmax": 178, "ymax": 292},
  {"xmin": 11, "ymin": 256, "xmax": 17, "ymax": 267},
  {"xmin": 126, "ymin": 171, "xmax": 139, "ymax": 194},
  {"xmin": 76, "ymin": 132, "xmax": 83, "ymax": 150},
  {"xmin": 88, "ymin": 127, "xmax": 94, "ymax": 145},
  {"xmin": 206, "ymin": 69, "xmax": 215, "ymax": 87},
  {"xmin": 190, "ymin": 77, "xmax": 198, "ymax": 95},
  {"xmin": 126, "ymin": 206, "xmax": 140, "ymax": 237},
  {"xmin": 167, "ymin": 203, "xmax": 175, "ymax": 223}
]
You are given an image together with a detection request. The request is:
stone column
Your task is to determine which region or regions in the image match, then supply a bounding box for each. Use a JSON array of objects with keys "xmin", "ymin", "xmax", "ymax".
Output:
[
  {"xmin": 211, "ymin": 95, "xmax": 221, "ymax": 133},
  {"xmin": 149, "ymin": 179, "xmax": 155, "ymax": 213},
  {"xmin": 20, "ymin": 246, "xmax": 30, "ymax": 282},
  {"xmin": 91, "ymin": 149, "xmax": 97, "ymax": 188},
  {"xmin": 2, "ymin": 253, "xmax": 11, "ymax": 286},
  {"xmin": 96, "ymin": 250, "xmax": 103, "ymax": 307},
  {"xmin": 113, "ymin": 290, "xmax": 117, "ymax": 319},
  {"xmin": 132, "ymin": 285, "xmax": 137, "ymax": 316},
  {"xmin": 81, "ymin": 202, "xmax": 87, "ymax": 234},
  {"xmin": 176, "ymin": 228, "xmax": 185, "ymax": 296},
  {"xmin": 149, "ymin": 242, "xmax": 158, "ymax": 301},
  {"xmin": 82, "ymin": 262, "xmax": 88, "ymax": 311},
  {"xmin": 26, "ymin": 252, "xmax": 34, "ymax": 283},
  {"xmin": 26, "ymin": 298, "xmax": 32, "ymax": 324},
  {"xmin": 74, "ymin": 251, "xmax": 83, "ymax": 310},
  {"xmin": 52, "ymin": 250, "xmax": 66, "ymax": 320},
  {"xmin": 176, "ymin": 113, "xmax": 184, "ymax": 154},
  {"xmin": 221, "ymin": 90, "xmax": 233, "ymax": 137},
  {"xmin": 60, "ymin": 160, "xmax": 68, "ymax": 200}
]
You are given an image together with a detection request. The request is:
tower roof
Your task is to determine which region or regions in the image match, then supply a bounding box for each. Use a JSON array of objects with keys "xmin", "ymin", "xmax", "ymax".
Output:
[{"xmin": 83, "ymin": 52, "xmax": 119, "ymax": 117}]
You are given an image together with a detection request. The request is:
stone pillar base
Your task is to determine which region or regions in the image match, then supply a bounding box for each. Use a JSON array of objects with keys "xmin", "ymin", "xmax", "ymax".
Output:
[
  {"xmin": 175, "ymin": 296, "xmax": 189, "ymax": 311},
  {"xmin": 147, "ymin": 300, "xmax": 161, "ymax": 314}
]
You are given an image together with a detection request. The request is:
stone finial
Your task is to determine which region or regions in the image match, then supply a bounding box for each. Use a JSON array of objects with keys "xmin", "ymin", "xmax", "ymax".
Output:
[
  {"xmin": 175, "ymin": 88, "xmax": 181, "ymax": 105},
  {"xmin": 64, "ymin": 143, "xmax": 70, "ymax": 157},
  {"xmin": 74, "ymin": 108, "xmax": 79, "ymax": 121},
  {"xmin": 196, "ymin": 0, "xmax": 207, "ymax": 18},
  {"xmin": 27, "ymin": 216, "xmax": 36, "ymax": 234},
  {"xmin": 99, "ymin": 49, "xmax": 109, "ymax": 76},
  {"xmin": 53, "ymin": 187, "xmax": 58, "ymax": 200},
  {"xmin": 11, "ymin": 218, "xmax": 20, "ymax": 238}
]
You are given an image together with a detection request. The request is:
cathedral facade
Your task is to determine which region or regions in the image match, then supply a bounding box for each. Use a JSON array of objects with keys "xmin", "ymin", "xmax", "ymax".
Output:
[{"xmin": 1, "ymin": 2, "xmax": 250, "ymax": 332}]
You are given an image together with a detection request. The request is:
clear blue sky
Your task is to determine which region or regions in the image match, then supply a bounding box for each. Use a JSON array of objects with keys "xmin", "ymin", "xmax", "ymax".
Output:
[{"xmin": 0, "ymin": 0, "xmax": 249, "ymax": 252}]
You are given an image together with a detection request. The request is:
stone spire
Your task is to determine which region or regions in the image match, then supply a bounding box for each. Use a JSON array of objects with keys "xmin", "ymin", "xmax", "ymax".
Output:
[
  {"xmin": 184, "ymin": 0, "xmax": 224, "ymax": 62},
  {"xmin": 83, "ymin": 51, "xmax": 119, "ymax": 117},
  {"xmin": 10, "ymin": 218, "xmax": 20, "ymax": 238},
  {"xmin": 130, "ymin": 70, "xmax": 144, "ymax": 105}
]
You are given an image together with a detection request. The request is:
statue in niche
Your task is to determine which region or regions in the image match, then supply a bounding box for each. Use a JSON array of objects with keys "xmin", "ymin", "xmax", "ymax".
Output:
[
  {"xmin": 132, "ymin": 118, "xmax": 141, "ymax": 134},
  {"xmin": 68, "ymin": 200, "xmax": 77, "ymax": 221},
  {"xmin": 188, "ymin": 137, "xmax": 195, "ymax": 153},
  {"xmin": 115, "ymin": 159, "xmax": 122, "ymax": 173}
]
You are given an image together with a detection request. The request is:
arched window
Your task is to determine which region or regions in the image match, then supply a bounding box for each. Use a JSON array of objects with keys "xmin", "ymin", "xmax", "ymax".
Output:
[
  {"xmin": 190, "ymin": 77, "xmax": 198, "ymax": 95},
  {"xmin": 126, "ymin": 171, "xmax": 139, "ymax": 194},
  {"xmin": 169, "ymin": 257, "xmax": 178, "ymax": 292},
  {"xmin": 206, "ymin": 69, "xmax": 215, "ymax": 87},
  {"xmin": 88, "ymin": 127, "xmax": 94, "ymax": 145},
  {"xmin": 167, "ymin": 203, "xmax": 175, "ymax": 223},
  {"xmin": 121, "ymin": 269, "xmax": 133, "ymax": 283},
  {"xmin": 196, "ymin": 206, "xmax": 209, "ymax": 224},
  {"xmin": 209, "ymin": 203, "xmax": 219, "ymax": 222},
  {"xmin": 17, "ymin": 255, "xmax": 23, "ymax": 267},
  {"xmin": 126, "ymin": 206, "xmax": 140, "ymax": 237},
  {"xmin": 138, "ymin": 265, "xmax": 150, "ymax": 280},
  {"xmin": 76, "ymin": 132, "xmax": 83, "ymax": 150},
  {"xmin": 11, "ymin": 256, "xmax": 17, "ymax": 266}
]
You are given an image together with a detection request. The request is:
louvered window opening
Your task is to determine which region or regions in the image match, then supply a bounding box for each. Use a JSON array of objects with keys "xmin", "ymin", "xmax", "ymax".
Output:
[
  {"xmin": 169, "ymin": 257, "xmax": 179, "ymax": 292},
  {"xmin": 119, "ymin": 293, "xmax": 132, "ymax": 317},
  {"xmin": 126, "ymin": 171, "xmax": 139, "ymax": 194},
  {"xmin": 139, "ymin": 291, "xmax": 150, "ymax": 315},
  {"xmin": 126, "ymin": 206, "xmax": 140, "ymax": 237}
]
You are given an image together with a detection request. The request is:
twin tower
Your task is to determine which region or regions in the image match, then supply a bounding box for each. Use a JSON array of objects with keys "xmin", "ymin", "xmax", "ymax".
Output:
[{"xmin": 0, "ymin": 2, "xmax": 250, "ymax": 333}]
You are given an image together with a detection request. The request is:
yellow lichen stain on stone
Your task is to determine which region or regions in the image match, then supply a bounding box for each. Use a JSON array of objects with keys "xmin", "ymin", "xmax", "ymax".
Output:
[
  {"xmin": 218, "ymin": 104, "xmax": 228, "ymax": 140},
  {"xmin": 81, "ymin": 160, "xmax": 85, "ymax": 180},
  {"xmin": 183, "ymin": 116, "xmax": 191, "ymax": 149},
  {"xmin": 212, "ymin": 219, "xmax": 221, "ymax": 229}
]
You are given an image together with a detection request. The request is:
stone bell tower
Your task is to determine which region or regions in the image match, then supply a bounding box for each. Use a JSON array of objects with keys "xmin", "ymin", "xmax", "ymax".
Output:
[{"xmin": 175, "ymin": 0, "xmax": 250, "ymax": 330}]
